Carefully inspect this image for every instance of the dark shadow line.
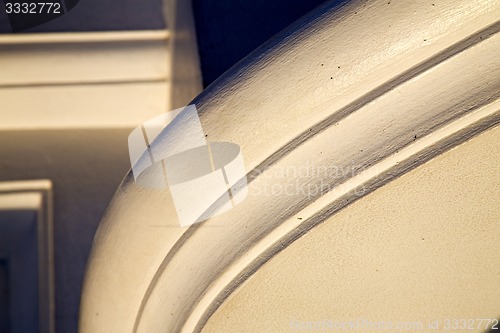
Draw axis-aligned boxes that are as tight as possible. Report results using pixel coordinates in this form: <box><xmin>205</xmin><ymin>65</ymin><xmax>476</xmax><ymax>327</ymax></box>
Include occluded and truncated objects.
<box><xmin>0</xmin><ymin>78</ymin><xmax>167</xmax><ymax>89</ymax></box>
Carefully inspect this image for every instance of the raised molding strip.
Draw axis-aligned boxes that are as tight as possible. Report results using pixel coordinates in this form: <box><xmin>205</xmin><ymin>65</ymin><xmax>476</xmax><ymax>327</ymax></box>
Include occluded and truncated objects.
<box><xmin>187</xmin><ymin>101</ymin><xmax>500</xmax><ymax>333</ymax></box>
<box><xmin>78</xmin><ymin>0</ymin><xmax>500</xmax><ymax>332</ymax></box>
<box><xmin>0</xmin><ymin>83</ymin><xmax>168</xmax><ymax>129</ymax></box>
<box><xmin>0</xmin><ymin>30</ymin><xmax>169</xmax><ymax>87</ymax></box>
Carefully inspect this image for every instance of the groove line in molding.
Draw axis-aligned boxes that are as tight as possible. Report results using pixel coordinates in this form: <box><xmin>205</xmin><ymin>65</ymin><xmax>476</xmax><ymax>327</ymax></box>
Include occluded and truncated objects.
<box><xmin>246</xmin><ymin>20</ymin><xmax>499</xmax><ymax>183</ymax></box>
<box><xmin>132</xmin><ymin>22</ymin><xmax>500</xmax><ymax>333</ymax></box>
<box><xmin>188</xmin><ymin>100</ymin><xmax>500</xmax><ymax>333</ymax></box>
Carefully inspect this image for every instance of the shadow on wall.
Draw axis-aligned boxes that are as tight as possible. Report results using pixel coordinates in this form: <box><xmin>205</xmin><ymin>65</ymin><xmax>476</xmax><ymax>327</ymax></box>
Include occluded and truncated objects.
<box><xmin>0</xmin><ymin>0</ymin><xmax>165</xmax><ymax>33</ymax></box>
<box><xmin>192</xmin><ymin>0</ymin><xmax>344</xmax><ymax>87</ymax></box>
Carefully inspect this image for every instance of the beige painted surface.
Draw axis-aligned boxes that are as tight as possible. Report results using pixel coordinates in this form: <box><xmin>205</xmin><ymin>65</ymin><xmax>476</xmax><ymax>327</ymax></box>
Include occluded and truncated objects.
<box><xmin>202</xmin><ymin>125</ymin><xmax>500</xmax><ymax>333</ymax></box>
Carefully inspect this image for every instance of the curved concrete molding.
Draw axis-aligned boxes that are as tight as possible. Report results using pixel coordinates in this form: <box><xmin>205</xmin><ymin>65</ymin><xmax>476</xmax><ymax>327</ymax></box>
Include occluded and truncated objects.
<box><xmin>201</xmin><ymin>125</ymin><xmax>500</xmax><ymax>333</ymax></box>
<box><xmin>79</xmin><ymin>0</ymin><xmax>500</xmax><ymax>332</ymax></box>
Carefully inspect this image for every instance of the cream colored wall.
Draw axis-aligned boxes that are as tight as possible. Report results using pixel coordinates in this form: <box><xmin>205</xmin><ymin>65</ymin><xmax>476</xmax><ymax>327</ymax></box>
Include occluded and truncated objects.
<box><xmin>202</xmin><ymin>125</ymin><xmax>500</xmax><ymax>333</ymax></box>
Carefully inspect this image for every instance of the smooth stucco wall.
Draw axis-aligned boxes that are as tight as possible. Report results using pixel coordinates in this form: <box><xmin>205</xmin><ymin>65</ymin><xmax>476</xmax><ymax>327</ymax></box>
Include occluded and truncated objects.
<box><xmin>202</xmin><ymin>125</ymin><xmax>500</xmax><ymax>333</ymax></box>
